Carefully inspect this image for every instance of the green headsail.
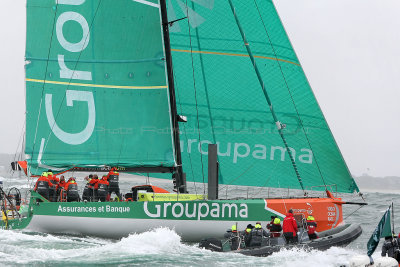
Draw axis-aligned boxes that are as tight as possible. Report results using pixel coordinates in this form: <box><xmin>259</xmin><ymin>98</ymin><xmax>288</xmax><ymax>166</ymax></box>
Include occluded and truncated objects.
<box><xmin>25</xmin><ymin>0</ymin><xmax>175</xmax><ymax>174</ymax></box>
<box><xmin>168</xmin><ymin>0</ymin><xmax>358</xmax><ymax>193</ymax></box>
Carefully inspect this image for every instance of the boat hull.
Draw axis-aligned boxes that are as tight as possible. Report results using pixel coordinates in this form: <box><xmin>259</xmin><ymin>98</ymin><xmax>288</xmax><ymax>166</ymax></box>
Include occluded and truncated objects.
<box><xmin>7</xmin><ymin>195</ymin><xmax>346</xmax><ymax>241</ymax></box>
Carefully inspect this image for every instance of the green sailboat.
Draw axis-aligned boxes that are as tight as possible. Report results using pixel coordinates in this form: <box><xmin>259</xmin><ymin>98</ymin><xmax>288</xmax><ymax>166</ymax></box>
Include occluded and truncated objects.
<box><xmin>2</xmin><ymin>0</ymin><xmax>364</xmax><ymax>241</ymax></box>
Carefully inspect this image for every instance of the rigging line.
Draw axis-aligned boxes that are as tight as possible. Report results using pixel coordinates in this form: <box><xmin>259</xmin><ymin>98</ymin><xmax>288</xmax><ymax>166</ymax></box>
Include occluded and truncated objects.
<box><xmin>21</xmin><ymin>124</ymin><xmax>26</xmax><ymax>161</ymax></box>
<box><xmin>190</xmin><ymin>4</ymin><xmax>216</xmax><ymax>146</ymax></box>
<box><xmin>278</xmin><ymin>181</ymin><xmax>288</xmax><ymax>213</ymax></box>
<box><xmin>184</xmin><ymin>0</ymin><xmax>206</xmax><ymax>194</ymax></box>
<box><xmin>30</xmin><ymin>2</ymin><xmax>60</xmax><ymax>167</ymax></box>
<box><xmin>172</xmin><ymin>65</ymin><xmax>198</xmax><ymax>196</ymax></box>
<box><xmin>228</xmin><ymin>0</ymin><xmax>305</xmax><ymax>194</ymax></box>
<box><xmin>116</xmin><ymin>135</ymin><xmax>126</xmax><ymax>168</ymax></box>
<box><xmin>253</xmin><ymin>0</ymin><xmax>328</xmax><ymax>190</ymax></box>
<box><xmin>190</xmin><ymin>1</ymin><xmax>224</xmax><ymax>186</ymax></box>
<box><xmin>42</xmin><ymin>0</ymin><xmax>103</xmax><ymax>162</ymax></box>
<box><xmin>254</xmin><ymin>159</ymin><xmax>280</xmax><ymax>197</ymax></box>
<box><xmin>343</xmin><ymin>204</ymin><xmax>365</xmax><ymax>221</ymax></box>
<box><xmin>219</xmin><ymin>163</ymin><xmax>255</xmax><ymax>192</ymax></box>
<box><xmin>12</xmin><ymin>123</ymin><xmax>25</xmax><ymax>167</ymax></box>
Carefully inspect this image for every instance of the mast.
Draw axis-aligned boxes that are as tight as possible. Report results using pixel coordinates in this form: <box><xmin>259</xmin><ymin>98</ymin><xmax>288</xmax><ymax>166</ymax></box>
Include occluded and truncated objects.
<box><xmin>227</xmin><ymin>0</ymin><xmax>305</xmax><ymax>193</ymax></box>
<box><xmin>159</xmin><ymin>0</ymin><xmax>187</xmax><ymax>193</ymax></box>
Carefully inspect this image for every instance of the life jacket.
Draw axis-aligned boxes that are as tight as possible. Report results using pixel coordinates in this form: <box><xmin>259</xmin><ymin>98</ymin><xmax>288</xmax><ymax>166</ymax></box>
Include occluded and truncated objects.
<box><xmin>270</xmin><ymin>223</ymin><xmax>282</xmax><ymax>237</ymax></box>
<box><xmin>307</xmin><ymin>220</ymin><xmax>317</xmax><ymax>235</ymax></box>
<box><xmin>249</xmin><ymin>228</ymin><xmax>264</xmax><ymax>246</ymax></box>
<box><xmin>244</xmin><ymin>228</ymin><xmax>252</xmax><ymax>246</ymax></box>
<box><xmin>66</xmin><ymin>181</ymin><xmax>79</xmax><ymax>197</ymax></box>
<box><xmin>107</xmin><ymin>171</ymin><xmax>119</xmax><ymax>188</ymax></box>
<box><xmin>58</xmin><ymin>180</ymin><xmax>66</xmax><ymax>189</ymax></box>
<box><xmin>227</xmin><ymin>231</ymin><xmax>240</xmax><ymax>250</ymax></box>
<box><xmin>48</xmin><ymin>174</ymin><xmax>59</xmax><ymax>185</ymax></box>
<box><xmin>88</xmin><ymin>178</ymin><xmax>98</xmax><ymax>189</ymax></box>
<box><xmin>34</xmin><ymin>176</ymin><xmax>53</xmax><ymax>192</ymax></box>
<box><xmin>96</xmin><ymin>179</ymin><xmax>109</xmax><ymax>195</ymax></box>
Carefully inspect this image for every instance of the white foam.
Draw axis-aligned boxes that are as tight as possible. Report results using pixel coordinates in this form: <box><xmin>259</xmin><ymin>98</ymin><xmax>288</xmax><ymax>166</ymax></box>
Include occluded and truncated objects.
<box><xmin>0</xmin><ymin>228</ymin><xmax>370</xmax><ymax>265</ymax></box>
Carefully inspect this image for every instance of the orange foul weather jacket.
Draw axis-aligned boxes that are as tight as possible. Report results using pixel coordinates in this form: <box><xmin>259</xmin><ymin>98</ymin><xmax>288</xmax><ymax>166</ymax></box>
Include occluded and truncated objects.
<box><xmin>34</xmin><ymin>176</ymin><xmax>54</xmax><ymax>191</ymax></box>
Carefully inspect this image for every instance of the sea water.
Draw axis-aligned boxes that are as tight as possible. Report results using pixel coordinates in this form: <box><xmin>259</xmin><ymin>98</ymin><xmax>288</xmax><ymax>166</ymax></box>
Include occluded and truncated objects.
<box><xmin>0</xmin><ymin>174</ymin><xmax>398</xmax><ymax>266</ymax></box>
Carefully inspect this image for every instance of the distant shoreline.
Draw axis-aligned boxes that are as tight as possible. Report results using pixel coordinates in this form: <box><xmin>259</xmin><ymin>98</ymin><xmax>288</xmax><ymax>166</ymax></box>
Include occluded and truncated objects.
<box><xmin>359</xmin><ymin>188</ymin><xmax>400</xmax><ymax>195</ymax></box>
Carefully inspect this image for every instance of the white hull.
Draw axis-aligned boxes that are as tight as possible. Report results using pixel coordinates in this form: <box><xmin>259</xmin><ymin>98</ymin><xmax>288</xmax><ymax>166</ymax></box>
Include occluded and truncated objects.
<box><xmin>26</xmin><ymin>215</ymin><xmax>262</xmax><ymax>241</ymax></box>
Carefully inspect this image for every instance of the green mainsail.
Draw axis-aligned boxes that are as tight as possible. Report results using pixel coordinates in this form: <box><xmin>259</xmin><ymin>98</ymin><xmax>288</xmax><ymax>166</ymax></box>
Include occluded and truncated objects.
<box><xmin>25</xmin><ymin>0</ymin><xmax>175</xmax><ymax>174</ymax></box>
<box><xmin>167</xmin><ymin>0</ymin><xmax>358</xmax><ymax>193</ymax></box>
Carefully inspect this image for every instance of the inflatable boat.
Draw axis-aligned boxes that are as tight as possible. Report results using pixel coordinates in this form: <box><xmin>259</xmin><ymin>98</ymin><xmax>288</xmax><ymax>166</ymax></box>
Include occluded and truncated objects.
<box><xmin>199</xmin><ymin>223</ymin><xmax>362</xmax><ymax>257</ymax></box>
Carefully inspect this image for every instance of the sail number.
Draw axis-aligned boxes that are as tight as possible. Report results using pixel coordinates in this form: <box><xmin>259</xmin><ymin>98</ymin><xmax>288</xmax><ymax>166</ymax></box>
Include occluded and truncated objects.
<box><xmin>327</xmin><ymin>206</ymin><xmax>336</xmax><ymax>222</ymax></box>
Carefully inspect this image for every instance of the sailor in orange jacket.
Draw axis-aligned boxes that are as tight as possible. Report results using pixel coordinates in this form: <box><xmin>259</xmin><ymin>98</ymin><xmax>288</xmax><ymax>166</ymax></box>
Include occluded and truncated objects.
<box><xmin>87</xmin><ymin>175</ymin><xmax>99</xmax><ymax>201</ymax></box>
<box><xmin>64</xmin><ymin>178</ymin><xmax>79</xmax><ymax>202</ymax></box>
<box><xmin>34</xmin><ymin>172</ymin><xmax>54</xmax><ymax>201</ymax></box>
<box><xmin>306</xmin><ymin>215</ymin><xmax>318</xmax><ymax>240</ymax></box>
<box><xmin>47</xmin><ymin>170</ymin><xmax>59</xmax><ymax>202</ymax></box>
<box><xmin>57</xmin><ymin>176</ymin><xmax>67</xmax><ymax>201</ymax></box>
<box><xmin>95</xmin><ymin>176</ymin><xmax>109</xmax><ymax>202</ymax></box>
<box><xmin>106</xmin><ymin>168</ymin><xmax>122</xmax><ymax>201</ymax></box>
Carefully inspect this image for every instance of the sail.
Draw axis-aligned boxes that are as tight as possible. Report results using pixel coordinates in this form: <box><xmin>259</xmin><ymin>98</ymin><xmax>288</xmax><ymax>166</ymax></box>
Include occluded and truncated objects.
<box><xmin>167</xmin><ymin>0</ymin><xmax>358</xmax><ymax>193</ymax></box>
<box><xmin>25</xmin><ymin>0</ymin><xmax>176</xmax><ymax>174</ymax></box>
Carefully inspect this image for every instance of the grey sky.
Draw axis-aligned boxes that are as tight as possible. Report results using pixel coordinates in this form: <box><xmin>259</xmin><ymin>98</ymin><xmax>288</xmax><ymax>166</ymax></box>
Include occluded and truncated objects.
<box><xmin>0</xmin><ymin>0</ymin><xmax>399</xmax><ymax>177</ymax></box>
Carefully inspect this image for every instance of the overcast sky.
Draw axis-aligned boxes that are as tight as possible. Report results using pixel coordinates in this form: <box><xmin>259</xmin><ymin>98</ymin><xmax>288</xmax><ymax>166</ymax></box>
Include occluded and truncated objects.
<box><xmin>0</xmin><ymin>0</ymin><xmax>399</xmax><ymax>177</ymax></box>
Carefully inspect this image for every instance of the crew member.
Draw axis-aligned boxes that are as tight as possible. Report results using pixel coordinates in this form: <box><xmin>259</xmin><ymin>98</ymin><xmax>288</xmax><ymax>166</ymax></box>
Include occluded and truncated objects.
<box><xmin>65</xmin><ymin>177</ymin><xmax>79</xmax><ymax>202</ymax></box>
<box><xmin>107</xmin><ymin>168</ymin><xmax>121</xmax><ymax>201</ymax></box>
<box><xmin>224</xmin><ymin>225</ymin><xmax>241</xmax><ymax>250</ymax></box>
<box><xmin>57</xmin><ymin>176</ymin><xmax>67</xmax><ymax>201</ymax></box>
<box><xmin>88</xmin><ymin>175</ymin><xmax>99</xmax><ymax>201</ymax></box>
<box><xmin>82</xmin><ymin>174</ymin><xmax>93</xmax><ymax>201</ymax></box>
<box><xmin>249</xmin><ymin>222</ymin><xmax>268</xmax><ymax>247</ymax></box>
<box><xmin>283</xmin><ymin>209</ymin><xmax>298</xmax><ymax>244</ymax></box>
<box><xmin>95</xmin><ymin>176</ymin><xmax>109</xmax><ymax>202</ymax></box>
<box><xmin>243</xmin><ymin>224</ymin><xmax>254</xmax><ymax>247</ymax></box>
<box><xmin>306</xmin><ymin>215</ymin><xmax>318</xmax><ymax>240</ymax></box>
<box><xmin>269</xmin><ymin>217</ymin><xmax>282</xmax><ymax>238</ymax></box>
<box><xmin>382</xmin><ymin>234</ymin><xmax>400</xmax><ymax>263</ymax></box>
<box><xmin>34</xmin><ymin>172</ymin><xmax>54</xmax><ymax>201</ymax></box>
<box><xmin>266</xmin><ymin>216</ymin><xmax>277</xmax><ymax>230</ymax></box>
<box><xmin>47</xmin><ymin>170</ymin><xmax>59</xmax><ymax>202</ymax></box>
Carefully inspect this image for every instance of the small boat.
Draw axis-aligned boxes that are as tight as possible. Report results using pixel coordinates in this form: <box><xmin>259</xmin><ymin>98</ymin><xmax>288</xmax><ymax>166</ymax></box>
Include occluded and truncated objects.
<box><xmin>199</xmin><ymin>223</ymin><xmax>362</xmax><ymax>257</ymax></box>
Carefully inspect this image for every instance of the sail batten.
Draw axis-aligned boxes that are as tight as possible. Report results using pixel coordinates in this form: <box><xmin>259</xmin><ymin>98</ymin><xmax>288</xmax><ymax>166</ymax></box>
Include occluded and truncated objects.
<box><xmin>171</xmin><ymin>49</ymin><xmax>300</xmax><ymax>66</ymax></box>
<box><xmin>26</xmin><ymin>78</ymin><xmax>167</xmax><ymax>90</ymax></box>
